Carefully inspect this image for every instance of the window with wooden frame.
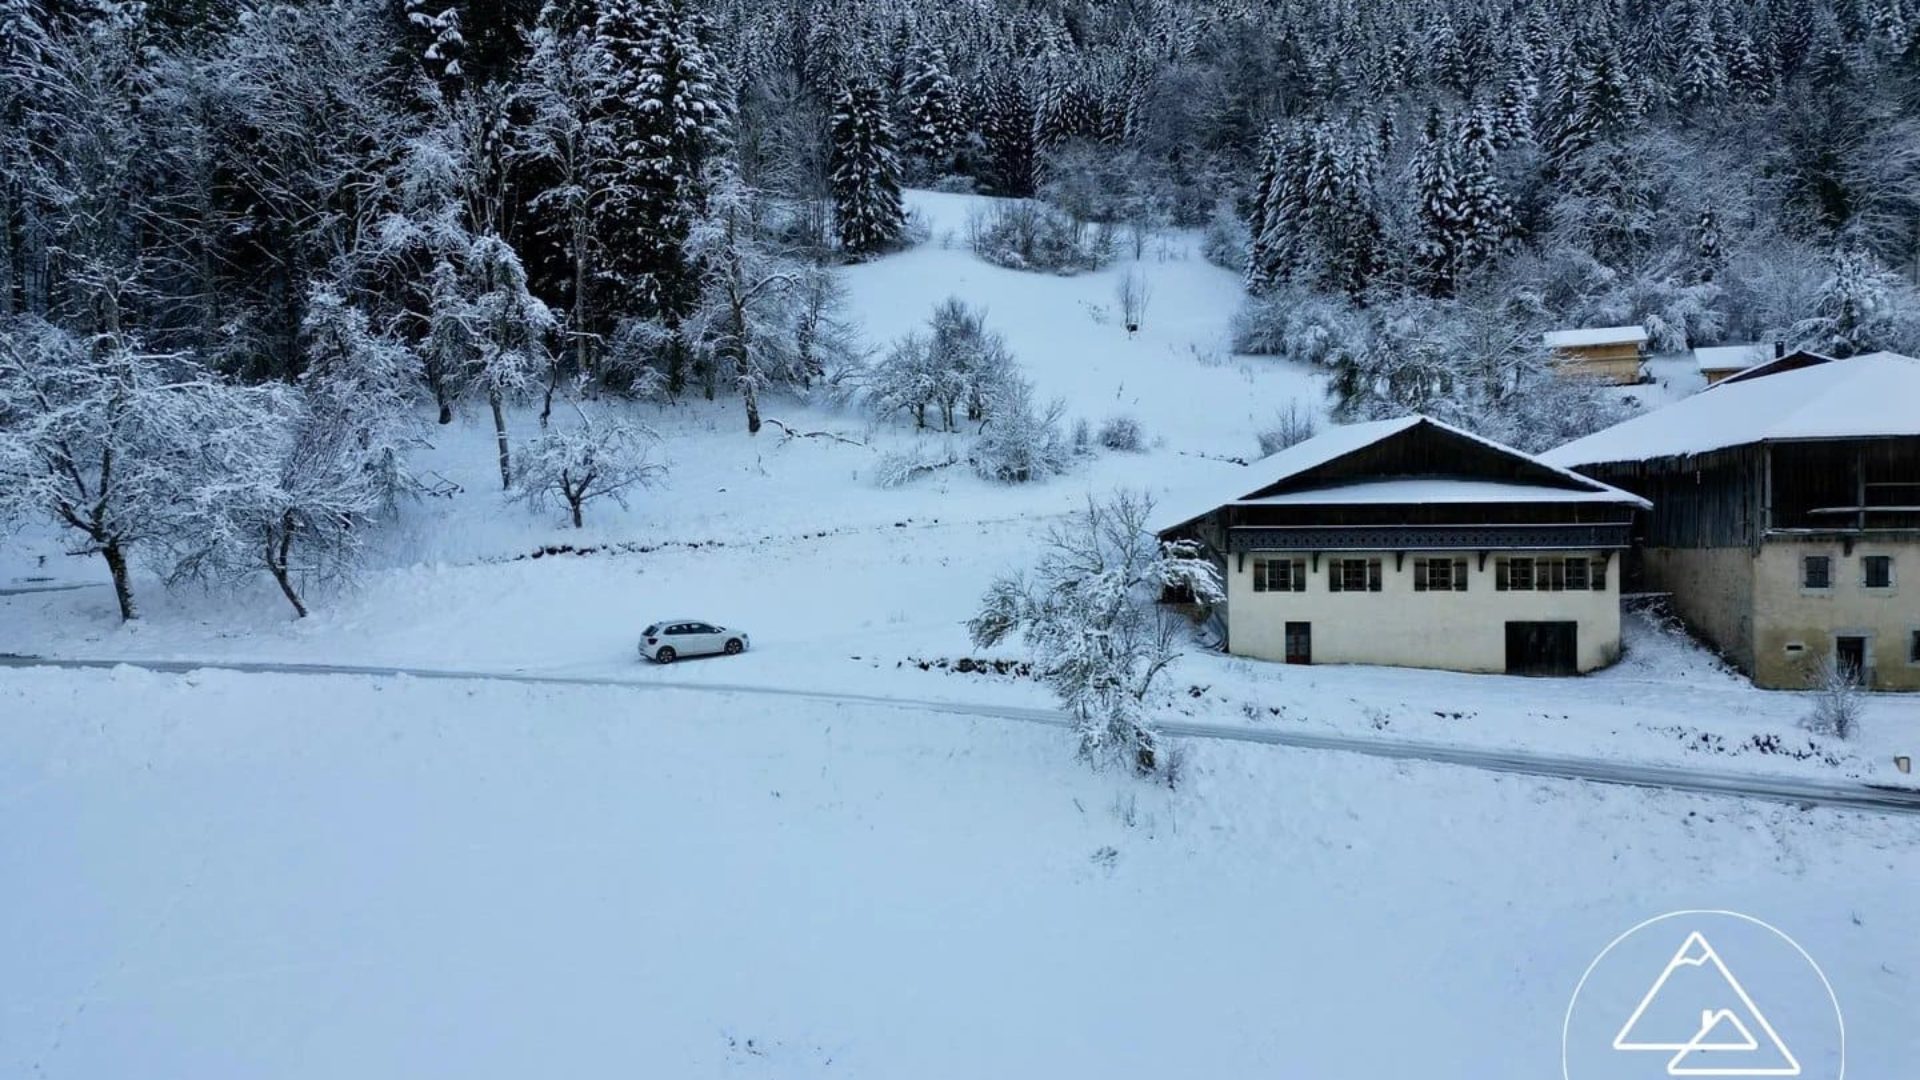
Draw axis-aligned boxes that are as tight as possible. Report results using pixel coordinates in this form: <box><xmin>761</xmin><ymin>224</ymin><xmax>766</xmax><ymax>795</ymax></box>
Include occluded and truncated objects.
<box><xmin>1802</xmin><ymin>555</ymin><xmax>1832</xmax><ymax>590</ymax></box>
<box><xmin>1497</xmin><ymin>556</ymin><xmax>1606</xmax><ymax>591</ymax></box>
<box><xmin>1253</xmin><ymin>557</ymin><xmax>1306</xmax><ymax>593</ymax></box>
<box><xmin>1413</xmin><ymin>557</ymin><xmax>1469</xmax><ymax>592</ymax></box>
<box><xmin>1328</xmin><ymin>557</ymin><xmax>1382</xmax><ymax>593</ymax></box>
<box><xmin>1496</xmin><ymin>557</ymin><xmax>1535</xmax><ymax>591</ymax></box>
<box><xmin>1564</xmin><ymin>558</ymin><xmax>1590</xmax><ymax>591</ymax></box>
<box><xmin>1862</xmin><ymin>555</ymin><xmax>1894</xmax><ymax>589</ymax></box>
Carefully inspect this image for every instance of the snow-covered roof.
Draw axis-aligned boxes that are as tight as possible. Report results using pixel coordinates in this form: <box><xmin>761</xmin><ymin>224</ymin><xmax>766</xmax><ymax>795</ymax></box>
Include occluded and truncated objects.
<box><xmin>1543</xmin><ymin>325</ymin><xmax>1649</xmax><ymax>349</ymax></box>
<box><xmin>1544</xmin><ymin>352</ymin><xmax>1920</xmax><ymax>468</ymax></box>
<box><xmin>1154</xmin><ymin>415</ymin><xmax>1648</xmax><ymax>534</ymax></box>
<box><xmin>1693</xmin><ymin>344</ymin><xmax>1770</xmax><ymax>373</ymax></box>
<box><xmin>1236</xmin><ymin>479</ymin><xmax>1645</xmax><ymax>506</ymax></box>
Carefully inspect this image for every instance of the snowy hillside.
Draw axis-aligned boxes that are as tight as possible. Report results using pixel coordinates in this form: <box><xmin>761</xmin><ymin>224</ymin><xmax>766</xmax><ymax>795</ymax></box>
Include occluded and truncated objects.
<box><xmin>3</xmin><ymin>190</ymin><xmax>1912</xmax><ymax>782</ymax></box>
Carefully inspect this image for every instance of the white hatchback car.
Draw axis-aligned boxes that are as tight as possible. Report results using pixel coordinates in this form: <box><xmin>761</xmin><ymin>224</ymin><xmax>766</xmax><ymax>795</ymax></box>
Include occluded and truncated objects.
<box><xmin>639</xmin><ymin>620</ymin><xmax>750</xmax><ymax>663</ymax></box>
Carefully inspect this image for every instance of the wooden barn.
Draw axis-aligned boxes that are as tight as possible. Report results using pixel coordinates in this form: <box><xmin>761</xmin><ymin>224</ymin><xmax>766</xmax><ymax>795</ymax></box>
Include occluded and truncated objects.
<box><xmin>1546</xmin><ymin>352</ymin><xmax>1920</xmax><ymax>690</ymax></box>
<box><xmin>1543</xmin><ymin>325</ymin><xmax>1649</xmax><ymax>385</ymax></box>
<box><xmin>1155</xmin><ymin>416</ymin><xmax>1648</xmax><ymax>676</ymax></box>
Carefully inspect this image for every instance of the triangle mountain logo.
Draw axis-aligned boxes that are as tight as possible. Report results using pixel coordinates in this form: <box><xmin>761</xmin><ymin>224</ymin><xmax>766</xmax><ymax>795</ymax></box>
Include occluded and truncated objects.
<box><xmin>1612</xmin><ymin>931</ymin><xmax>1801</xmax><ymax>1077</ymax></box>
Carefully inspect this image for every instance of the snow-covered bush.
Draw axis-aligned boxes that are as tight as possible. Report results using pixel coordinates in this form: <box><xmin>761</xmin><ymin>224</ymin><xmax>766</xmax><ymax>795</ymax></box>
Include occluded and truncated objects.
<box><xmin>1097</xmin><ymin>414</ymin><xmax>1145</xmax><ymax>452</ymax></box>
<box><xmin>512</xmin><ymin>413</ymin><xmax>665</xmax><ymax>528</ymax></box>
<box><xmin>1200</xmin><ymin>198</ymin><xmax>1248</xmax><ymax>273</ymax></box>
<box><xmin>966</xmin><ymin>200</ymin><xmax>1113</xmax><ymax>274</ymax></box>
<box><xmin>970</xmin><ymin>376</ymin><xmax>1070</xmax><ymax>484</ymax></box>
<box><xmin>1803</xmin><ymin>655</ymin><xmax>1863</xmax><ymax>741</ymax></box>
<box><xmin>872</xmin><ymin>441</ymin><xmax>961</xmax><ymax>489</ymax></box>
<box><xmin>1230</xmin><ymin>286</ymin><xmax>1367</xmax><ymax>365</ymax></box>
<box><xmin>971</xmin><ymin>387</ymin><xmax>1069</xmax><ymax>484</ymax></box>
<box><xmin>968</xmin><ymin>492</ymin><xmax>1224</xmax><ymax>773</ymax></box>
<box><xmin>1255</xmin><ymin>404</ymin><xmax>1319</xmax><ymax>457</ymax></box>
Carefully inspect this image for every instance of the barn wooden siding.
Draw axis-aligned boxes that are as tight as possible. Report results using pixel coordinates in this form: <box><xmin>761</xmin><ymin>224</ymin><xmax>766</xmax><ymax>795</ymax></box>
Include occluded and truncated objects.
<box><xmin>1579</xmin><ymin>437</ymin><xmax>1920</xmax><ymax>550</ymax></box>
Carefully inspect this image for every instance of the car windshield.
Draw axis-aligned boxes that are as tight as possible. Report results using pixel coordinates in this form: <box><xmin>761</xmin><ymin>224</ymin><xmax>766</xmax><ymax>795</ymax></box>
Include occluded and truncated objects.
<box><xmin>643</xmin><ymin>624</ymin><xmax>658</xmax><ymax>635</ymax></box>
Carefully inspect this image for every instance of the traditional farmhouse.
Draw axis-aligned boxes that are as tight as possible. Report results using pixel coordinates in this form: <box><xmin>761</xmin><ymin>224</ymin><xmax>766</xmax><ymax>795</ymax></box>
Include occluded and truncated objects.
<box><xmin>1694</xmin><ymin>343</ymin><xmax>1771</xmax><ymax>384</ymax></box>
<box><xmin>1545</xmin><ymin>352</ymin><xmax>1920</xmax><ymax>690</ymax></box>
<box><xmin>1543</xmin><ymin>325</ymin><xmax>1648</xmax><ymax>385</ymax></box>
<box><xmin>1156</xmin><ymin>416</ymin><xmax>1649</xmax><ymax>676</ymax></box>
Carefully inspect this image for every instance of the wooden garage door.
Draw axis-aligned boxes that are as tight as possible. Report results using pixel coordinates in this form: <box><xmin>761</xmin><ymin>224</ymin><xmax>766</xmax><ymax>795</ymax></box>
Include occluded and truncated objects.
<box><xmin>1505</xmin><ymin>621</ymin><xmax>1578</xmax><ymax>676</ymax></box>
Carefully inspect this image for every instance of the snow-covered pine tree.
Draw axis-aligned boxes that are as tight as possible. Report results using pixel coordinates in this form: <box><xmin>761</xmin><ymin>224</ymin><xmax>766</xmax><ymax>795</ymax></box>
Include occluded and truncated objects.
<box><xmin>1693</xmin><ymin>206</ymin><xmax>1724</xmax><ymax>283</ymax></box>
<box><xmin>1413</xmin><ymin>106</ymin><xmax>1465</xmax><ymax>296</ymax></box>
<box><xmin>1453</xmin><ymin>107</ymin><xmax>1516</xmax><ymax>277</ymax></box>
<box><xmin>1676</xmin><ymin>0</ymin><xmax>1730</xmax><ymax>107</ymax></box>
<box><xmin>898</xmin><ymin>39</ymin><xmax>961</xmax><ymax>178</ymax></box>
<box><xmin>1547</xmin><ymin>34</ymin><xmax>1644</xmax><ymax>168</ymax></box>
<box><xmin>593</xmin><ymin>0</ymin><xmax>732</xmax><ymax>392</ymax></box>
<box><xmin>514</xmin><ymin>0</ymin><xmax>627</xmax><ymax>397</ymax></box>
<box><xmin>982</xmin><ymin>68</ymin><xmax>1037</xmax><ymax>197</ymax></box>
<box><xmin>829</xmin><ymin>76</ymin><xmax>904</xmax><ymax>258</ymax></box>
<box><xmin>1728</xmin><ymin>31</ymin><xmax>1776</xmax><ymax>102</ymax></box>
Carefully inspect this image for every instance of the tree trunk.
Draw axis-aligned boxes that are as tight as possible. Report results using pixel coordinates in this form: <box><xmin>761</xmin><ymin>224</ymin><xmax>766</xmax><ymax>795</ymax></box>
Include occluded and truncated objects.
<box><xmin>101</xmin><ymin>540</ymin><xmax>136</xmax><ymax>621</ymax></box>
<box><xmin>540</xmin><ymin>360</ymin><xmax>559</xmax><ymax>430</ymax></box>
<box><xmin>569</xmin><ymin>498</ymin><xmax>583</xmax><ymax>528</ymax></box>
<box><xmin>489</xmin><ymin>389</ymin><xmax>511</xmax><ymax>490</ymax></box>
<box><xmin>743</xmin><ymin>373</ymin><xmax>761</xmax><ymax>434</ymax></box>
<box><xmin>266</xmin><ymin>517</ymin><xmax>308</xmax><ymax>618</ymax></box>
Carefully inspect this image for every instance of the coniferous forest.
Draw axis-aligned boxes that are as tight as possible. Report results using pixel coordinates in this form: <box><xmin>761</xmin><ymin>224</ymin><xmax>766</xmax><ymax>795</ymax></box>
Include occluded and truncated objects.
<box><xmin>4</xmin><ymin>0</ymin><xmax>1920</xmax><ymax>618</ymax></box>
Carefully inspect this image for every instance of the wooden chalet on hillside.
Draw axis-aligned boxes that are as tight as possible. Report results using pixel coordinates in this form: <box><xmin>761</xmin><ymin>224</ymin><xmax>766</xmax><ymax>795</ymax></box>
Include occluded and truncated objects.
<box><xmin>1543</xmin><ymin>325</ymin><xmax>1648</xmax><ymax>385</ymax></box>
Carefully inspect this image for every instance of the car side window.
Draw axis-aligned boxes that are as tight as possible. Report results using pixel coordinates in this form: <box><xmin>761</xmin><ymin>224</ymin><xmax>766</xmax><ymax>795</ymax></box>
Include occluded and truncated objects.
<box><xmin>693</xmin><ymin>623</ymin><xmax>716</xmax><ymax>634</ymax></box>
<box><xmin>667</xmin><ymin>624</ymin><xmax>688</xmax><ymax>635</ymax></box>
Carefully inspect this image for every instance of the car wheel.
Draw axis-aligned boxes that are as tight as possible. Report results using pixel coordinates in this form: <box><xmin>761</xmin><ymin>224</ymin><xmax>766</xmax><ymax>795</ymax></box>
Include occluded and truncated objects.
<box><xmin>655</xmin><ymin>646</ymin><xmax>676</xmax><ymax>664</ymax></box>
<box><xmin>724</xmin><ymin>638</ymin><xmax>743</xmax><ymax>655</ymax></box>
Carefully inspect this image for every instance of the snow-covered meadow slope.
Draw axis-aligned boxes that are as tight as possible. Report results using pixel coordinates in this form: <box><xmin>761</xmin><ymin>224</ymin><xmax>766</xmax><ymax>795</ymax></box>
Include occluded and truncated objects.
<box><xmin>3</xmin><ymin>666</ymin><xmax>1915</xmax><ymax>1080</ymax></box>
<box><xmin>2</xmin><ymin>190</ymin><xmax>1914</xmax><ymax>782</ymax></box>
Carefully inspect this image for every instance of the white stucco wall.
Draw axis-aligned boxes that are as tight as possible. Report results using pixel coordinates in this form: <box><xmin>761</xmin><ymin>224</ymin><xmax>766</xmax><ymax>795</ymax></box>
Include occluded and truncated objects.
<box><xmin>1225</xmin><ymin>549</ymin><xmax>1623</xmax><ymax>674</ymax></box>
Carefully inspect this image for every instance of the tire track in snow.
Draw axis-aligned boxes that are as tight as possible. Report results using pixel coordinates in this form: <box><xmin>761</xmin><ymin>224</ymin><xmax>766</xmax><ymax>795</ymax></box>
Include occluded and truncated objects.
<box><xmin>4</xmin><ymin>653</ymin><xmax>1918</xmax><ymax>817</ymax></box>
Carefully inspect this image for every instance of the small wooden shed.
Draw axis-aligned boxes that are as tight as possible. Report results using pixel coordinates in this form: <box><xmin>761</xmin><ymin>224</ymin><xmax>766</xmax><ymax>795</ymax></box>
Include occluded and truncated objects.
<box><xmin>1543</xmin><ymin>326</ymin><xmax>1648</xmax><ymax>385</ymax></box>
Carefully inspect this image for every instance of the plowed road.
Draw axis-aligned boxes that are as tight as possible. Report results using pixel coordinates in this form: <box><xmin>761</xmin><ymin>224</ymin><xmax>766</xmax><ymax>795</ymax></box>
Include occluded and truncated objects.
<box><xmin>4</xmin><ymin>654</ymin><xmax>1916</xmax><ymax>816</ymax></box>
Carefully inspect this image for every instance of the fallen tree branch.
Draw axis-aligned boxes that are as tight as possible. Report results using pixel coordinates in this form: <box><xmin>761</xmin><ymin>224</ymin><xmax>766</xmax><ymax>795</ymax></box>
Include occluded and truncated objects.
<box><xmin>764</xmin><ymin>417</ymin><xmax>867</xmax><ymax>447</ymax></box>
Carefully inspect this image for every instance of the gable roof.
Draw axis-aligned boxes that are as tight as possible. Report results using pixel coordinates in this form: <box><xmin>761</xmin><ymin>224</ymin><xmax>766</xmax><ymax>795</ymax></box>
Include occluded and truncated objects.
<box><xmin>1711</xmin><ymin>347</ymin><xmax>1836</xmax><ymax>388</ymax></box>
<box><xmin>1154</xmin><ymin>415</ymin><xmax>1648</xmax><ymax>534</ymax></box>
<box><xmin>1543</xmin><ymin>352</ymin><xmax>1920</xmax><ymax>469</ymax></box>
<box><xmin>1544</xmin><ymin>325</ymin><xmax>1648</xmax><ymax>349</ymax></box>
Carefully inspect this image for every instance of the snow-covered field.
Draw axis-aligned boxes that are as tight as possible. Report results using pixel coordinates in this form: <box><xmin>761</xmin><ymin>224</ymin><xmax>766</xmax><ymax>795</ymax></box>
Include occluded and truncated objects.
<box><xmin>3</xmin><ymin>666</ymin><xmax>1915</xmax><ymax>1079</ymax></box>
